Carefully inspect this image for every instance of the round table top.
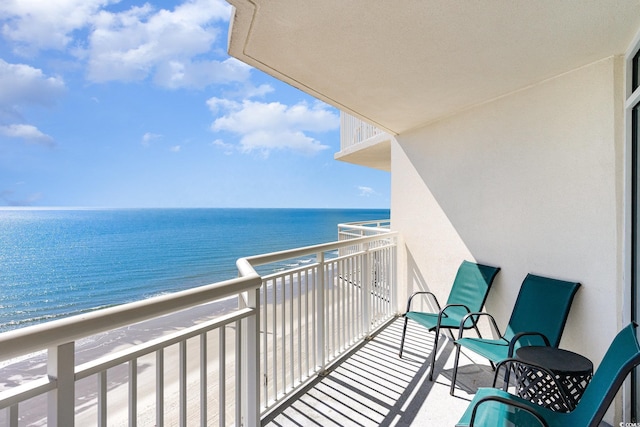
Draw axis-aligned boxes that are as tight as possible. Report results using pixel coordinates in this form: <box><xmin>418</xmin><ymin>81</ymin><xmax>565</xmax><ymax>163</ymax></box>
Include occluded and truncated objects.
<box><xmin>515</xmin><ymin>346</ymin><xmax>593</xmax><ymax>375</ymax></box>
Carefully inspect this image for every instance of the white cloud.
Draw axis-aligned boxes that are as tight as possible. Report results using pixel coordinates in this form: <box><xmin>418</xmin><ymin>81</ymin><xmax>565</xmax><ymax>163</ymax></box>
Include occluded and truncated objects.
<box><xmin>153</xmin><ymin>58</ymin><xmax>250</xmax><ymax>89</ymax></box>
<box><xmin>0</xmin><ymin>60</ymin><xmax>63</xmax><ymax>146</ymax></box>
<box><xmin>86</xmin><ymin>0</ymin><xmax>241</xmax><ymax>88</ymax></box>
<box><xmin>0</xmin><ymin>124</ymin><xmax>54</xmax><ymax>147</ymax></box>
<box><xmin>170</xmin><ymin>145</ymin><xmax>181</xmax><ymax>152</ymax></box>
<box><xmin>212</xmin><ymin>138</ymin><xmax>234</xmax><ymax>155</ymax></box>
<box><xmin>1</xmin><ymin>0</ymin><xmax>242</xmax><ymax>89</ymax></box>
<box><xmin>0</xmin><ymin>59</ymin><xmax>65</xmax><ymax>108</ymax></box>
<box><xmin>223</xmin><ymin>83</ymin><xmax>275</xmax><ymax>101</ymax></box>
<box><xmin>0</xmin><ymin>189</ymin><xmax>43</xmax><ymax>206</ymax></box>
<box><xmin>0</xmin><ymin>0</ymin><xmax>114</xmax><ymax>53</ymax></box>
<box><xmin>358</xmin><ymin>186</ymin><xmax>376</xmax><ymax>197</ymax></box>
<box><xmin>208</xmin><ymin>98</ymin><xmax>339</xmax><ymax>156</ymax></box>
<box><xmin>142</xmin><ymin>132</ymin><xmax>162</xmax><ymax>146</ymax></box>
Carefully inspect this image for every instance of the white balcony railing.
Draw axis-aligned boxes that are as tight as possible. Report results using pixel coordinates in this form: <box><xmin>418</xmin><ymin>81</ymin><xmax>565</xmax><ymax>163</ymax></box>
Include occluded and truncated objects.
<box><xmin>338</xmin><ymin>219</ymin><xmax>391</xmax><ymax>240</ymax></box>
<box><xmin>238</xmin><ymin>231</ymin><xmax>398</xmax><ymax>419</ymax></box>
<box><xmin>340</xmin><ymin>112</ymin><xmax>385</xmax><ymax>151</ymax></box>
<box><xmin>0</xmin><ymin>274</ymin><xmax>262</xmax><ymax>427</ymax></box>
<box><xmin>0</xmin><ymin>230</ymin><xmax>397</xmax><ymax>426</ymax></box>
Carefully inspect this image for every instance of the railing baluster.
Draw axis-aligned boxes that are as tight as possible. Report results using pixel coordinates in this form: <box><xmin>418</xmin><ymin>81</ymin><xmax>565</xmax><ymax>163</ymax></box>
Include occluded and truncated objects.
<box><xmin>280</xmin><ymin>276</ymin><xmax>286</xmax><ymax>394</ymax></box>
<box><xmin>235</xmin><ymin>319</ymin><xmax>241</xmax><ymax>426</ymax></box>
<box><xmin>329</xmin><ymin>260</ymin><xmax>335</xmax><ymax>359</ymax></box>
<box><xmin>262</xmin><ymin>283</ymin><xmax>268</xmax><ymax>408</ymax></box>
<box><xmin>351</xmin><ymin>255</ymin><xmax>356</xmax><ymax>342</ymax></box>
<box><xmin>304</xmin><ymin>269</ymin><xmax>310</xmax><ymax>377</ymax></box>
<box><xmin>98</xmin><ymin>370</ymin><xmax>107</xmax><ymax>427</ymax></box>
<box><xmin>317</xmin><ymin>253</ymin><xmax>325</xmax><ymax>370</ymax></box>
<box><xmin>200</xmin><ymin>333</ymin><xmax>207</xmax><ymax>427</ymax></box>
<box><xmin>156</xmin><ymin>349</ymin><xmax>164</xmax><ymax>427</ymax></box>
<box><xmin>233</xmin><ymin>321</ymin><xmax>241</xmax><ymax>426</ymax></box>
<box><xmin>338</xmin><ymin>257</ymin><xmax>343</xmax><ymax>351</ymax></box>
<box><xmin>219</xmin><ymin>327</ymin><xmax>225</xmax><ymax>427</ymax></box>
<box><xmin>129</xmin><ymin>359</ymin><xmax>137</xmax><ymax>427</ymax></box>
<box><xmin>272</xmin><ymin>278</ymin><xmax>278</xmax><ymax>401</ymax></box>
<box><xmin>288</xmin><ymin>272</ymin><xmax>294</xmax><ymax>390</ymax></box>
<box><xmin>357</xmin><ymin>253</ymin><xmax>362</xmax><ymax>338</ymax></box>
<box><xmin>363</xmin><ymin>243</ymin><xmax>371</xmax><ymax>336</ymax></box>
<box><xmin>7</xmin><ymin>404</ymin><xmax>18</xmax><ymax>427</ymax></box>
<box><xmin>297</xmin><ymin>270</ymin><xmax>302</xmax><ymax>382</ymax></box>
<box><xmin>179</xmin><ymin>341</ymin><xmax>187</xmax><ymax>427</ymax></box>
<box><xmin>311</xmin><ymin>264</ymin><xmax>317</xmax><ymax>371</ymax></box>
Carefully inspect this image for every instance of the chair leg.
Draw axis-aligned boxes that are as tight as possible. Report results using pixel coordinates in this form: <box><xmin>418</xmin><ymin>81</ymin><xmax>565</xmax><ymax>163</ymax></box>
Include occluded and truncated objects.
<box><xmin>503</xmin><ymin>363</ymin><xmax>511</xmax><ymax>387</ymax></box>
<box><xmin>450</xmin><ymin>342</ymin><xmax>462</xmax><ymax>396</ymax></box>
<box><xmin>399</xmin><ymin>316</ymin><xmax>409</xmax><ymax>358</ymax></box>
<box><xmin>429</xmin><ymin>327</ymin><xmax>440</xmax><ymax>381</ymax></box>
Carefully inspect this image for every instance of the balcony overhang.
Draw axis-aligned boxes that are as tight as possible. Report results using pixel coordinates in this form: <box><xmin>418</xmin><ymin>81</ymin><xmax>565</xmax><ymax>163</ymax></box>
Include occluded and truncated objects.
<box><xmin>226</xmin><ymin>0</ymin><xmax>640</xmax><ymax>135</ymax></box>
<box><xmin>334</xmin><ymin>132</ymin><xmax>391</xmax><ymax>172</ymax></box>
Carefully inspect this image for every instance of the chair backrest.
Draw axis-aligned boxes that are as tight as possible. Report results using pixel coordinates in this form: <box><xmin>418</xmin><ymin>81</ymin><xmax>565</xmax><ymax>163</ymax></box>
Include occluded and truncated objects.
<box><xmin>571</xmin><ymin>322</ymin><xmax>640</xmax><ymax>427</ymax></box>
<box><xmin>444</xmin><ymin>260</ymin><xmax>500</xmax><ymax>321</ymax></box>
<box><xmin>503</xmin><ymin>274</ymin><xmax>580</xmax><ymax>347</ymax></box>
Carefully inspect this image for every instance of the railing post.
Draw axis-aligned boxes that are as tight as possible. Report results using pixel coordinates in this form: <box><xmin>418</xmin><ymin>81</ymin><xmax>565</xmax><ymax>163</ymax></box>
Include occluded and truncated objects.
<box><xmin>240</xmin><ymin>287</ymin><xmax>260</xmax><ymax>427</ymax></box>
<box><xmin>316</xmin><ymin>251</ymin><xmax>326</xmax><ymax>371</ymax></box>
<box><xmin>362</xmin><ymin>243</ymin><xmax>372</xmax><ymax>336</ymax></box>
<box><xmin>390</xmin><ymin>239</ymin><xmax>398</xmax><ymax>315</ymax></box>
<box><xmin>48</xmin><ymin>342</ymin><xmax>75</xmax><ymax>427</ymax></box>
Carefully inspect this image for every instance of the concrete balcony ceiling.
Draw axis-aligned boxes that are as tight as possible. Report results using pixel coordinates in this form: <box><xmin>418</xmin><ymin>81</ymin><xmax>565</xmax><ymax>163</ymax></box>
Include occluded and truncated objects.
<box><xmin>227</xmin><ymin>0</ymin><xmax>640</xmax><ymax>135</ymax></box>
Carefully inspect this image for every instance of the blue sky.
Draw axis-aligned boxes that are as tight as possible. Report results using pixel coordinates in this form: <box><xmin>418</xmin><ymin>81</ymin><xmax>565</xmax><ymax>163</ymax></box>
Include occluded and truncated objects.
<box><xmin>0</xmin><ymin>0</ymin><xmax>389</xmax><ymax>208</ymax></box>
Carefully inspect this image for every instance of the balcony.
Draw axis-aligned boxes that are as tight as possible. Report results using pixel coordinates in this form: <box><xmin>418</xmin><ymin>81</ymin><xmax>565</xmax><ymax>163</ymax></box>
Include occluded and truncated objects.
<box><xmin>3</xmin><ymin>224</ymin><xmax>464</xmax><ymax>426</ymax></box>
<box><xmin>262</xmin><ymin>315</ymin><xmax>491</xmax><ymax>426</ymax></box>
<box><xmin>335</xmin><ymin>113</ymin><xmax>392</xmax><ymax>172</ymax></box>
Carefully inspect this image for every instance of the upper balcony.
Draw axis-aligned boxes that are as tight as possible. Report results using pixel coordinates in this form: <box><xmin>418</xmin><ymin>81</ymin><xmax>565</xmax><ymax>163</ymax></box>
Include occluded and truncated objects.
<box><xmin>335</xmin><ymin>112</ymin><xmax>392</xmax><ymax>172</ymax></box>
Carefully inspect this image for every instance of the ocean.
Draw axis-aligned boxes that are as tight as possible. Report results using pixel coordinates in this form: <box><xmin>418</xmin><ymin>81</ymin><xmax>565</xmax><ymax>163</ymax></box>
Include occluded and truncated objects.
<box><xmin>0</xmin><ymin>208</ymin><xmax>389</xmax><ymax>333</ymax></box>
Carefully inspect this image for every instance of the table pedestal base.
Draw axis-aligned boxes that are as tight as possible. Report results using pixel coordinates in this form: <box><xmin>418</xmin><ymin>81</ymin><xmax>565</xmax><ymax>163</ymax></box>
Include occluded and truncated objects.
<box><xmin>516</xmin><ymin>364</ymin><xmax>592</xmax><ymax>412</ymax></box>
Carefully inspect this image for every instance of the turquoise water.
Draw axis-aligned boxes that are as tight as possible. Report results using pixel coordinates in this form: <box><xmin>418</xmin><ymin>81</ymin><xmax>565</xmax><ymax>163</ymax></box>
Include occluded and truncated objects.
<box><xmin>0</xmin><ymin>208</ymin><xmax>389</xmax><ymax>332</ymax></box>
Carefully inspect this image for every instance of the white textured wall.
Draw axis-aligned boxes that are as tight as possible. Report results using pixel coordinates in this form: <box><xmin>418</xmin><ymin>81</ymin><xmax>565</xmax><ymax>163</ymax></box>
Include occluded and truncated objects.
<box><xmin>392</xmin><ymin>55</ymin><xmax>624</xmax><ymax>419</ymax></box>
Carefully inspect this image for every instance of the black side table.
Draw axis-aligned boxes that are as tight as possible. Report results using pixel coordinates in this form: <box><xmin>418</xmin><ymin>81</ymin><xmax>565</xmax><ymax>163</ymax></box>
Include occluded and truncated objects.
<box><xmin>514</xmin><ymin>346</ymin><xmax>593</xmax><ymax>412</ymax></box>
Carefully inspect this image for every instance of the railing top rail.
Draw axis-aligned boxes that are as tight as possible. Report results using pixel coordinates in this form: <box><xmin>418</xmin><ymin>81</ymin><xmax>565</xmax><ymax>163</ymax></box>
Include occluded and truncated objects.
<box><xmin>0</xmin><ymin>273</ymin><xmax>262</xmax><ymax>361</ymax></box>
<box><xmin>337</xmin><ymin>219</ymin><xmax>390</xmax><ymax>226</ymax></box>
<box><xmin>338</xmin><ymin>223</ymin><xmax>390</xmax><ymax>233</ymax></box>
<box><xmin>339</xmin><ymin>218</ymin><xmax>389</xmax><ymax>223</ymax></box>
<box><xmin>237</xmin><ymin>231</ymin><xmax>398</xmax><ymax>273</ymax></box>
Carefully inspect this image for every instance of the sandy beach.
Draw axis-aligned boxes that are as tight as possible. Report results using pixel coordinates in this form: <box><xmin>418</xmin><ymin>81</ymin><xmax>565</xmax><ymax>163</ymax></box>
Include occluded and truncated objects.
<box><xmin>0</xmin><ymin>262</ymin><xmax>381</xmax><ymax>426</ymax></box>
<box><xmin>0</xmin><ymin>296</ymin><xmax>241</xmax><ymax>426</ymax></box>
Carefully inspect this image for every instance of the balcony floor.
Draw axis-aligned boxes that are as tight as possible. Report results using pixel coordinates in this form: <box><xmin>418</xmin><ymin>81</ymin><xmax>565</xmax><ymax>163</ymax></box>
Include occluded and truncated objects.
<box><xmin>264</xmin><ymin>317</ymin><xmax>498</xmax><ymax>427</ymax></box>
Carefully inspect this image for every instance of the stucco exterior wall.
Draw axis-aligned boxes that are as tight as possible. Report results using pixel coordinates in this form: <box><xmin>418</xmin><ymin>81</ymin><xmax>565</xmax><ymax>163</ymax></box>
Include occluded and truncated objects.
<box><xmin>392</xmin><ymin>56</ymin><xmax>624</xmax><ymax>419</ymax></box>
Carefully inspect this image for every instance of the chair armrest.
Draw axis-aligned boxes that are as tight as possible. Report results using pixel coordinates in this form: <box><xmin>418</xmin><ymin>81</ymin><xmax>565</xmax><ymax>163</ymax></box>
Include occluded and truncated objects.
<box><xmin>438</xmin><ymin>303</ymin><xmax>472</xmax><ymax>321</ymax></box>
<box><xmin>492</xmin><ymin>358</ymin><xmax>520</xmax><ymax>389</ymax></box>
<box><xmin>508</xmin><ymin>332</ymin><xmax>551</xmax><ymax>357</ymax></box>
<box><xmin>492</xmin><ymin>358</ymin><xmax>574</xmax><ymax>410</ymax></box>
<box><xmin>457</xmin><ymin>312</ymin><xmax>503</xmax><ymax>340</ymax></box>
<box><xmin>405</xmin><ymin>291</ymin><xmax>441</xmax><ymax>314</ymax></box>
<box><xmin>469</xmin><ymin>395</ymin><xmax>549</xmax><ymax>427</ymax></box>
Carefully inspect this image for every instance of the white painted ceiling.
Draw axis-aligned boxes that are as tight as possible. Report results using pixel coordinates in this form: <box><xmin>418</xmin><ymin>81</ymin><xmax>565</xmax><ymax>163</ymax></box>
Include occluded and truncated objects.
<box><xmin>228</xmin><ymin>0</ymin><xmax>640</xmax><ymax>135</ymax></box>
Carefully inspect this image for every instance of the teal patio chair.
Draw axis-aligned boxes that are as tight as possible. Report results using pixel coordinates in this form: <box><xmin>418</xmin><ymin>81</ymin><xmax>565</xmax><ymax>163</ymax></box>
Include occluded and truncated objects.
<box><xmin>399</xmin><ymin>260</ymin><xmax>500</xmax><ymax>381</ymax></box>
<box><xmin>450</xmin><ymin>274</ymin><xmax>580</xmax><ymax>395</ymax></box>
<box><xmin>456</xmin><ymin>322</ymin><xmax>640</xmax><ymax>427</ymax></box>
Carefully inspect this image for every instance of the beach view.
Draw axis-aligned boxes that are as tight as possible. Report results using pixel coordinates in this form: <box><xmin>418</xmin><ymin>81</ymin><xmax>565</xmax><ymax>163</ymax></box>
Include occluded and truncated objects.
<box><xmin>0</xmin><ymin>208</ymin><xmax>394</xmax><ymax>425</ymax></box>
<box><xmin>0</xmin><ymin>0</ymin><xmax>391</xmax><ymax>424</ymax></box>
<box><xmin>4</xmin><ymin>0</ymin><xmax>636</xmax><ymax>425</ymax></box>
